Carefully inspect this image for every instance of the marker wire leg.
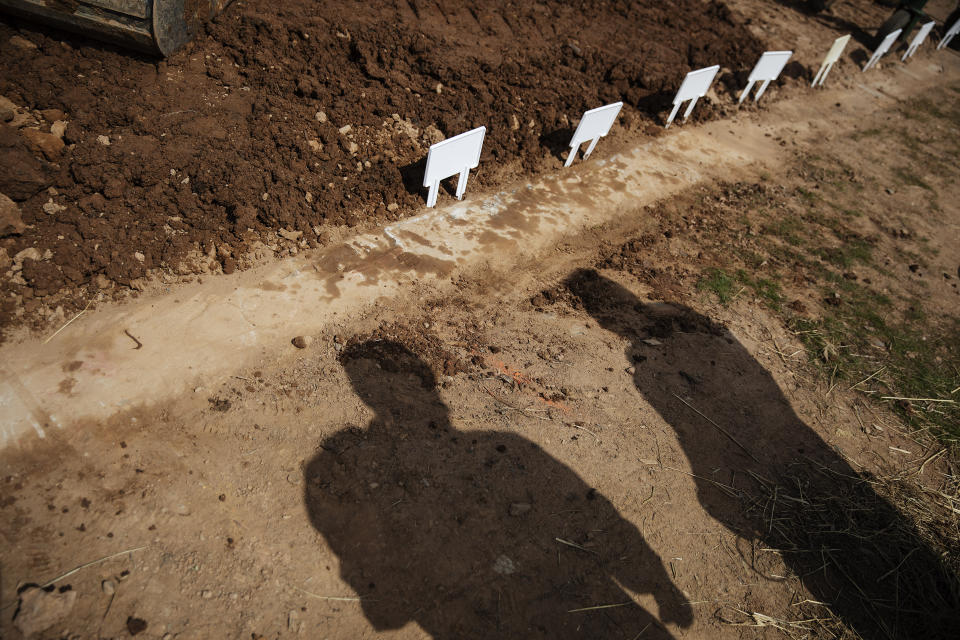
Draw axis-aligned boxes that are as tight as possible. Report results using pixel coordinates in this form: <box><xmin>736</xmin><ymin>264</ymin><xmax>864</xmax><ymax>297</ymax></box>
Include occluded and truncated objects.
<box><xmin>564</xmin><ymin>142</ymin><xmax>579</xmax><ymax>168</ymax></box>
<box><xmin>682</xmin><ymin>97</ymin><xmax>698</xmax><ymax>122</ymax></box>
<box><xmin>583</xmin><ymin>138</ymin><xmax>599</xmax><ymax>160</ymax></box>
<box><xmin>426</xmin><ymin>181</ymin><xmax>439</xmax><ymax>208</ymax></box>
<box><xmin>755</xmin><ymin>79</ymin><xmax>772</xmax><ymax>102</ymax></box>
<box><xmin>455</xmin><ymin>168</ymin><xmax>469</xmax><ymax>200</ymax></box>
<box><xmin>819</xmin><ymin>62</ymin><xmax>833</xmax><ymax>87</ymax></box>
<box><xmin>665</xmin><ymin>102</ymin><xmax>682</xmax><ymax>128</ymax></box>
<box><xmin>812</xmin><ymin>64</ymin><xmax>825</xmax><ymax>88</ymax></box>
<box><xmin>738</xmin><ymin>80</ymin><xmax>755</xmax><ymax>105</ymax></box>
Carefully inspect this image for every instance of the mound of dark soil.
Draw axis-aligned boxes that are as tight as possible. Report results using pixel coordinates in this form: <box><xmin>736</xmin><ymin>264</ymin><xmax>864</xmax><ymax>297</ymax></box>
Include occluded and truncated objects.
<box><xmin>0</xmin><ymin>0</ymin><xmax>763</xmax><ymax>336</ymax></box>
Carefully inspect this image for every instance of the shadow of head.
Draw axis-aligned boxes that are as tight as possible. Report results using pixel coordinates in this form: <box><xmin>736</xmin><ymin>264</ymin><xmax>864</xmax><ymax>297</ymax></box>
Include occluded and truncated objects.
<box><xmin>340</xmin><ymin>339</ymin><xmax>448</xmax><ymax>427</ymax></box>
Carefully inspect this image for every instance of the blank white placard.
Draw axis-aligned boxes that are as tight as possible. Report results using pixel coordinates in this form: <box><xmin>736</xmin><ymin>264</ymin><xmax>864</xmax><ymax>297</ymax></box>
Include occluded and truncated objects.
<box><xmin>902</xmin><ymin>21</ymin><xmax>936</xmax><ymax>60</ymax></box>
<box><xmin>739</xmin><ymin>50</ymin><xmax>793</xmax><ymax>104</ymax></box>
<box><xmin>666</xmin><ymin>65</ymin><xmax>720</xmax><ymax>128</ymax></box>
<box><xmin>565</xmin><ymin>102</ymin><xmax>623</xmax><ymax>167</ymax></box>
<box><xmin>812</xmin><ymin>34</ymin><xmax>851</xmax><ymax>87</ymax></box>
<box><xmin>938</xmin><ymin>17</ymin><xmax>960</xmax><ymax>49</ymax></box>
<box><xmin>422</xmin><ymin>126</ymin><xmax>486</xmax><ymax>208</ymax></box>
<box><xmin>863</xmin><ymin>29</ymin><xmax>902</xmax><ymax>71</ymax></box>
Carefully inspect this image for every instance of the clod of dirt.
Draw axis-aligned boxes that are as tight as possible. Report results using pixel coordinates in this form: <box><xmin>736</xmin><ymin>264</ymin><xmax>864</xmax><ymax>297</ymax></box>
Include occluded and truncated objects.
<box><xmin>14</xmin><ymin>586</ymin><xmax>77</xmax><ymax>636</ymax></box>
<box><xmin>125</xmin><ymin>616</ymin><xmax>148</xmax><ymax>635</ymax></box>
<box><xmin>0</xmin><ymin>192</ymin><xmax>25</xmax><ymax>235</ymax></box>
<box><xmin>20</xmin><ymin>128</ymin><xmax>64</xmax><ymax>160</ymax></box>
<box><xmin>292</xmin><ymin>335</ymin><xmax>313</xmax><ymax>349</ymax></box>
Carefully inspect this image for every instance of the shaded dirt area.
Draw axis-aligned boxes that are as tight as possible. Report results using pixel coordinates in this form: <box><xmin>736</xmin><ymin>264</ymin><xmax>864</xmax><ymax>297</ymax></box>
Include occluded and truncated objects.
<box><xmin>0</xmin><ymin>0</ymin><xmax>765</xmax><ymax>338</ymax></box>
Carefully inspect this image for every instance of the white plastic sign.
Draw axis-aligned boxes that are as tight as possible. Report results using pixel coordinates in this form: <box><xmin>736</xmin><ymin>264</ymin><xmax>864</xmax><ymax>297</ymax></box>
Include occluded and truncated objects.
<box><xmin>422</xmin><ymin>126</ymin><xmax>486</xmax><ymax>208</ymax></box>
<box><xmin>666</xmin><ymin>65</ymin><xmax>720</xmax><ymax>128</ymax></box>
<box><xmin>938</xmin><ymin>17</ymin><xmax>960</xmax><ymax>50</ymax></box>
<box><xmin>903</xmin><ymin>21</ymin><xmax>935</xmax><ymax>60</ymax></box>
<box><xmin>739</xmin><ymin>50</ymin><xmax>793</xmax><ymax>104</ymax></box>
<box><xmin>812</xmin><ymin>34</ymin><xmax>851</xmax><ymax>87</ymax></box>
<box><xmin>863</xmin><ymin>29</ymin><xmax>902</xmax><ymax>71</ymax></box>
<box><xmin>564</xmin><ymin>102</ymin><xmax>623</xmax><ymax>167</ymax></box>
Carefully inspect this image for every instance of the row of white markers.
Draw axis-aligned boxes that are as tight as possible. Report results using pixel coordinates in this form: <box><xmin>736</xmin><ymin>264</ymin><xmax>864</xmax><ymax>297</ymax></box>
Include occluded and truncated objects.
<box><xmin>420</xmin><ymin>17</ymin><xmax>960</xmax><ymax>209</ymax></box>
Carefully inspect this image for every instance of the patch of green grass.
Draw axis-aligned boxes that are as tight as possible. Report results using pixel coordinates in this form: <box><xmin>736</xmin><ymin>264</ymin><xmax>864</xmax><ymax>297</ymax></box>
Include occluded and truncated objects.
<box><xmin>813</xmin><ymin>237</ymin><xmax>874</xmax><ymax>269</ymax></box>
<box><xmin>763</xmin><ymin>216</ymin><xmax>805</xmax><ymax>246</ymax></box>
<box><xmin>697</xmin><ymin>268</ymin><xmax>737</xmax><ymax>304</ymax></box>
<box><xmin>892</xmin><ymin>166</ymin><xmax>934</xmax><ymax>192</ymax></box>
<box><xmin>697</xmin><ymin>268</ymin><xmax>783</xmax><ymax>310</ymax></box>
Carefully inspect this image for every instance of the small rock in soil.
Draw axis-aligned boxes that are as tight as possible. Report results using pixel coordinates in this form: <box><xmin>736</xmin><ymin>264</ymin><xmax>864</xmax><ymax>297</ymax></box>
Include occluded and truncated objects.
<box><xmin>14</xmin><ymin>587</ymin><xmax>77</xmax><ymax>636</ymax></box>
<box><xmin>292</xmin><ymin>335</ymin><xmax>313</xmax><ymax>349</ymax></box>
<box><xmin>50</xmin><ymin>120</ymin><xmax>67</xmax><ymax>138</ymax></box>
<box><xmin>96</xmin><ymin>135</ymin><xmax>111</xmax><ymax>146</ymax></box>
<box><xmin>40</xmin><ymin>109</ymin><xmax>65</xmax><ymax>122</ymax></box>
<box><xmin>8</xmin><ymin>35</ymin><xmax>37</xmax><ymax>50</ymax></box>
<box><xmin>102</xmin><ymin>579</ymin><xmax>116</xmax><ymax>595</ymax></box>
<box><xmin>0</xmin><ymin>192</ymin><xmax>26</xmax><ymax>236</ymax></box>
<box><xmin>42</xmin><ymin>199</ymin><xmax>65</xmax><ymax>215</ymax></box>
<box><xmin>315</xmin><ymin>110</ymin><xmax>327</xmax><ymax>123</ymax></box>
<box><xmin>509</xmin><ymin>502</ymin><xmax>532</xmax><ymax>516</ymax></box>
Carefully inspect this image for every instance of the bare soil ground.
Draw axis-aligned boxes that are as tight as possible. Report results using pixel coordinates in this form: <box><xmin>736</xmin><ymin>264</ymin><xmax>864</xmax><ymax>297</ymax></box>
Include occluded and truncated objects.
<box><xmin>1</xmin><ymin>1</ymin><xmax>960</xmax><ymax>639</ymax></box>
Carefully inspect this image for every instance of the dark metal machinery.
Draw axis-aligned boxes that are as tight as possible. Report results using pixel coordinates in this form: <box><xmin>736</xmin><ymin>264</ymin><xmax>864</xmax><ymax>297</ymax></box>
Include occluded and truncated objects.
<box><xmin>0</xmin><ymin>0</ymin><xmax>233</xmax><ymax>56</ymax></box>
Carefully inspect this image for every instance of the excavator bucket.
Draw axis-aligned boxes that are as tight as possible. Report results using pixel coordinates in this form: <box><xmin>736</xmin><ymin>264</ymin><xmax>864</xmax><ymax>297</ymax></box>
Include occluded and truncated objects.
<box><xmin>0</xmin><ymin>0</ymin><xmax>233</xmax><ymax>56</ymax></box>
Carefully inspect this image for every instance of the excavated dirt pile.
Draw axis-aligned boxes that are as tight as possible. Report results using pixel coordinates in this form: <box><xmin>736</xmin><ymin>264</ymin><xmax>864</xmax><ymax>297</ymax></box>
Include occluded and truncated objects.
<box><xmin>0</xmin><ymin>0</ymin><xmax>763</xmax><ymax>336</ymax></box>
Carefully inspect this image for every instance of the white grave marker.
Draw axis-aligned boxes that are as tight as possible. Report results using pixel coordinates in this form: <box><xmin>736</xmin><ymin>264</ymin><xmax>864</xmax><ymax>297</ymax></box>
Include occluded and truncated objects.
<box><xmin>564</xmin><ymin>102</ymin><xmax>623</xmax><ymax>167</ymax></box>
<box><xmin>665</xmin><ymin>65</ymin><xmax>720</xmax><ymax>128</ymax></box>
<box><xmin>863</xmin><ymin>29</ymin><xmax>902</xmax><ymax>71</ymax></box>
<box><xmin>812</xmin><ymin>34</ymin><xmax>851</xmax><ymax>87</ymax></box>
<box><xmin>938</xmin><ymin>17</ymin><xmax>960</xmax><ymax>50</ymax></box>
<box><xmin>739</xmin><ymin>50</ymin><xmax>793</xmax><ymax>104</ymax></box>
<box><xmin>422</xmin><ymin>126</ymin><xmax>486</xmax><ymax>208</ymax></box>
<box><xmin>902</xmin><ymin>21</ymin><xmax>936</xmax><ymax>60</ymax></box>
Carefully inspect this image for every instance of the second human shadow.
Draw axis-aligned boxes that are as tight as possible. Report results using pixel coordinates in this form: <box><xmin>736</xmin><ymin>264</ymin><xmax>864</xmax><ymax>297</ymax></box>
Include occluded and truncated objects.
<box><xmin>565</xmin><ymin>268</ymin><xmax>959</xmax><ymax>640</ymax></box>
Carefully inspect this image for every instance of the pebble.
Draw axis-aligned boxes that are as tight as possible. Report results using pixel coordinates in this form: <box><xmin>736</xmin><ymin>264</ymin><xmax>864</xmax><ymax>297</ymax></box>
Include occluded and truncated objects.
<box><xmin>50</xmin><ymin>120</ymin><xmax>67</xmax><ymax>138</ymax></box>
<box><xmin>338</xmin><ymin>124</ymin><xmax>352</xmax><ymax>135</ymax></box>
<box><xmin>102</xmin><ymin>579</ymin><xmax>116</xmax><ymax>595</ymax></box>
<box><xmin>625</xmin><ymin>366</ymin><xmax>636</xmax><ymax>375</ymax></box>
<box><xmin>201</xmin><ymin>590</ymin><xmax>213</xmax><ymax>599</ymax></box>
<box><xmin>386</xmin><ymin>203</ymin><xmax>399</xmax><ymax>212</ymax></box>
<box><xmin>174</xmin><ymin>503</ymin><xmax>191</xmax><ymax>516</ymax></box>
<box><xmin>97</xmin><ymin>135</ymin><xmax>111</xmax><ymax>146</ymax></box>
<box><xmin>8</xmin><ymin>35</ymin><xmax>37</xmax><ymax>50</ymax></box>
<box><xmin>13</xmin><ymin>587</ymin><xmax>76</xmax><ymax>636</ymax></box>
<box><xmin>307</xmin><ymin>139</ymin><xmax>322</xmax><ymax>153</ymax></box>
<box><xmin>42</xmin><ymin>199</ymin><xmax>66</xmax><ymax>215</ymax></box>
<box><xmin>315</xmin><ymin>110</ymin><xmax>327</xmax><ymax>123</ymax></box>
<box><xmin>292</xmin><ymin>335</ymin><xmax>313</xmax><ymax>349</ymax></box>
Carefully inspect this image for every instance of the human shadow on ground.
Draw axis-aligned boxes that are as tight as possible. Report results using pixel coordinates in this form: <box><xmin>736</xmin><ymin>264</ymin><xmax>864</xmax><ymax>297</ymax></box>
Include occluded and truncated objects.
<box><xmin>304</xmin><ymin>340</ymin><xmax>692</xmax><ymax>639</ymax></box>
<box><xmin>565</xmin><ymin>268</ymin><xmax>960</xmax><ymax>640</ymax></box>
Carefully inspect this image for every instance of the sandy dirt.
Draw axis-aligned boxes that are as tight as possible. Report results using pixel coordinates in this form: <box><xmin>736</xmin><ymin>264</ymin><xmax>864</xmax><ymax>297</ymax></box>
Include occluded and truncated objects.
<box><xmin>1</xmin><ymin>1</ymin><xmax>960</xmax><ymax>639</ymax></box>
